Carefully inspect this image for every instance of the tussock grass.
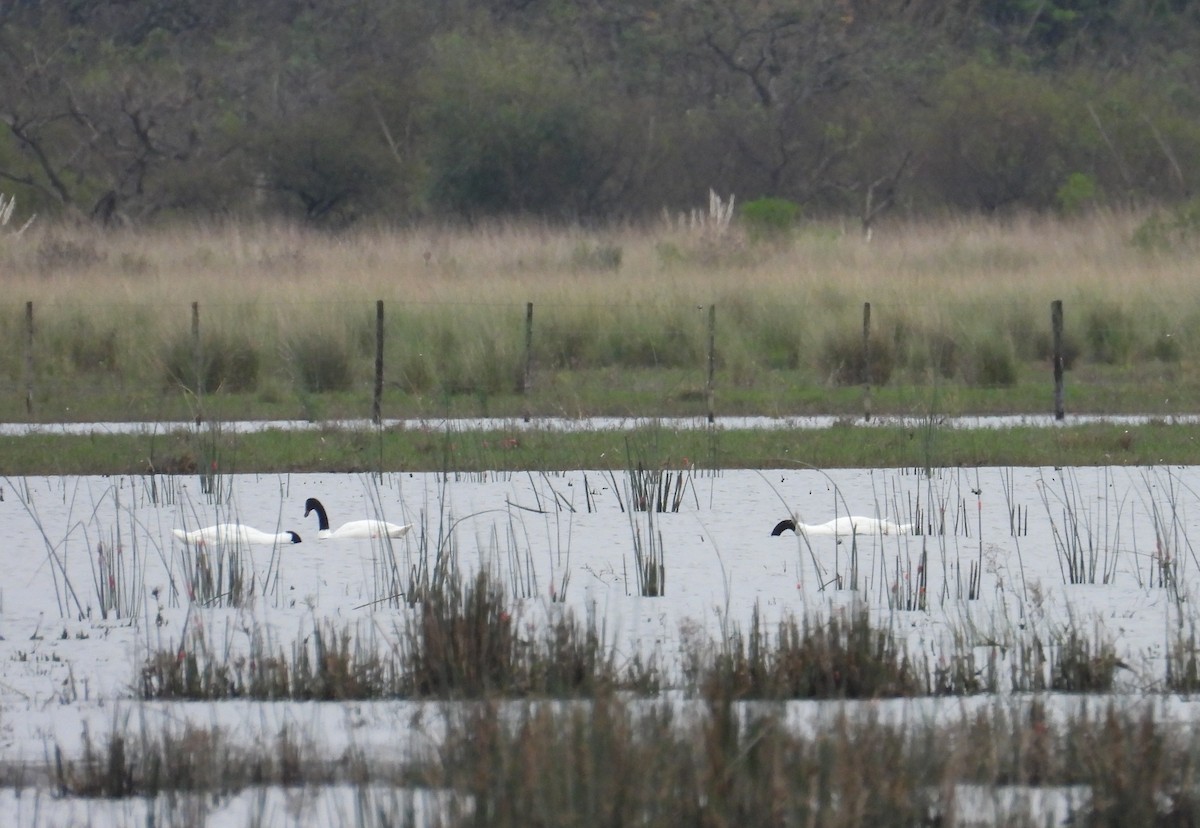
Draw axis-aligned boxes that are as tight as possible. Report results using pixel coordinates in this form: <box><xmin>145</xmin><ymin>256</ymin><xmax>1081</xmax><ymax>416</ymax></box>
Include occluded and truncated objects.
<box><xmin>428</xmin><ymin>695</ymin><xmax>1200</xmax><ymax>827</ymax></box>
<box><xmin>3</xmin><ymin>210</ymin><xmax>1200</xmax><ymax>422</ymax></box>
<box><xmin>54</xmin><ymin>722</ymin><xmax>378</xmax><ymax>798</ymax></box>
<box><xmin>52</xmin><ymin>696</ymin><xmax>1200</xmax><ymax>825</ymax></box>
<box><xmin>694</xmin><ymin>603</ymin><xmax>977</xmax><ymax>700</ymax></box>
<box><xmin>141</xmin><ymin>569</ymin><xmax>658</xmax><ymax>701</ymax></box>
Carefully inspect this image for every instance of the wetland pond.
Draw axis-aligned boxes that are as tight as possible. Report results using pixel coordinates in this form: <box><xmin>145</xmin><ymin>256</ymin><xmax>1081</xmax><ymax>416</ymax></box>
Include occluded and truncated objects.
<box><xmin>2</xmin><ymin>465</ymin><xmax>1196</xmax><ymax>825</ymax></box>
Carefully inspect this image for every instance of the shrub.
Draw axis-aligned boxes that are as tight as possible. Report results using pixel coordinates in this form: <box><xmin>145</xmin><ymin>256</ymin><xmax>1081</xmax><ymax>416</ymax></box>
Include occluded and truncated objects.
<box><xmin>817</xmin><ymin>328</ymin><xmax>894</xmax><ymax>386</ymax></box>
<box><xmin>1083</xmin><ymin>303</ymin><xmax>1137</xmax><ymax>365</ymax></box>
<box><xmin>290</xmin><ymin>332</ymin><xmax>354</xmax><ymax>392</ymax></box>
<box><xmin>1031</xmin><ymin>329</ymin><xmax>1082</xmax><ymax>370</ymax></box>
<box><xmin>162</xmin><ymin>332</ymin><xmax>260</xmax><ymax>393</ymax></box>
<box><xmin>48</xmin><ymin>315</ymin><xmax>121</xmax><ymax>374</ymax></box>
<box><xmin>1056</xmin><ymin>172</ymin><xmax>1098</xmax><ymax>215</ymax></box>
<box><xmin>1146</xmin><ymin>332</ymin><xmax>1182</xmax><ymax>363</ymax></box>
<box><xmin>1131</xmin><ymin>198</ymin><xmax>1200</xmax><ymax>252</ymax></box>
<box><xmin>739</xmin><ymin>197</ymin><xmax>800</xmax><ymax>241</ymax></box>
<box><xmin>913</xmin><ymin>329</ymin><xmax>960</xmax><ymax>380</ymax></box>
<box><xmin>967</xmin><ymin>338</ymin><xmax>1018</xmax><ymax>387</ymax></box>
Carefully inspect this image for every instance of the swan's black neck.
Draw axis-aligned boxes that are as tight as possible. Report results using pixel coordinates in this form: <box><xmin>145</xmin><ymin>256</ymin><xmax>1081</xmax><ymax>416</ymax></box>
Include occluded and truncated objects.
<box><xmin>304</xmin><ymin>498</ymin><xmax>331</xmax><ymax>531</ymax></box>
<box><xmin>771</xmin><ymin>519</ymin><xmax>796</xmax><ymax>536</ymax></box>
<box><xmin>287</xmin><ymin>531</ymin><xmax>302</xmax><ymax>544</ymax></box>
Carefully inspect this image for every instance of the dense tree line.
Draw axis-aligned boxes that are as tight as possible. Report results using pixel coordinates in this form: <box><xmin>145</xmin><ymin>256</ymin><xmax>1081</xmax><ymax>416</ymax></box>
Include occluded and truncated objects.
<box><xmin>2</xmin><ymin>0</ymin><xmax>1199</xmax><ymax>226</ymax></box>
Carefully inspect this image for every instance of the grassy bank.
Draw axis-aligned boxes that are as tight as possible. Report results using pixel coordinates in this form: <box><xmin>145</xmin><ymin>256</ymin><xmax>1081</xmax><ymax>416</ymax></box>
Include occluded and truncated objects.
<box><xmin>1</xmin><ymin>210</ymin><xmax>1199</xmax><ymax>425</ymax></box>
<box><xmin>1</xmin><ymin>419</ymin><xmax>1194</xmax><ymax>475</ymax></box>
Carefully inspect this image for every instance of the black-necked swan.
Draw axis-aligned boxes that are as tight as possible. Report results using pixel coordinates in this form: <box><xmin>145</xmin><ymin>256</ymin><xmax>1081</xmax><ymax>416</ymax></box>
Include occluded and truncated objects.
<box><xmin>172</xmin><ymin>524</ymin><xmax>302</xmax><ymax>546</ymax></box>
<box><xmin>304</xmin><ymin>497</ymin><xmax>412</xmax><ymax>540</ymax></box>
<box><xmin>771</xmin><ymin>516</ymin><xmax>912</xmax><ymax>537</ymax></box>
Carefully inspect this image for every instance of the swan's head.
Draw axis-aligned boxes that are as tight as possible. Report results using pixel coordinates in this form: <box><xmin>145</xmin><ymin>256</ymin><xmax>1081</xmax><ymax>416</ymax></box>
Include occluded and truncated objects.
<box><xmin>304</xmin><ymin>498</ymin><xmax>321</xmax><ymax>517</ymax></box>
<box><xmin>287</xmin><ymin>531</ymin><xmax>302</xmax><ymax>544</ymax></box>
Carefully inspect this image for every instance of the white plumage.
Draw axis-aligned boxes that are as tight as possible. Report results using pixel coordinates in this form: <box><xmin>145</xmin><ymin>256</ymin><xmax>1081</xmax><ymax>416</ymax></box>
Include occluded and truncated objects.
<box><xmin>172</xmin><ymin>524</ymin><xmax>302</xmax><ymax>546</ymax></box>
<box><xmin>304</xmin><ymin>497</ymin><xmax>412</xmax><ymax>540</ymax></box>
<box><xmin>771</xmin><ymin>516</ymin><xmax>912</xmax><ymax>537</ymax></box>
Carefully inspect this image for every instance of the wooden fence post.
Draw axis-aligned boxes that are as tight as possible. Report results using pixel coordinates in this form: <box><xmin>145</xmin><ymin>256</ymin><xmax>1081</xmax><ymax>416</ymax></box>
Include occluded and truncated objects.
<box><xmin>1052</xmin><ymin>299</ymin><xmax>1065</xmax><ymax>421</ymax></box>
<box><xmin>373</xmin><ymin>299</ymin><xmax>384</xmax><ymax>425</ymax></box>
<box><xmin>862</xmin><ymin>302</ymin><xmax>872</xmax><ymax>421</ymax></box>
<box><xmin>522</xmin><ymin>301</ymin><xmax>534</xmax><ymax>422</ymax></box>
<box><xmin>706</xmin><ymin>304</ymin><xmax>716</xmax><ymax>424</ymax></box>
<box><xmin>24</xmin><ymin>300</ymin><xmax>33</xmax><ymax>416</ymax></box>
<box><xmin>191</xmin><ymin>301</ymin><xmax>201</xmax><ymax>398</ymax></box>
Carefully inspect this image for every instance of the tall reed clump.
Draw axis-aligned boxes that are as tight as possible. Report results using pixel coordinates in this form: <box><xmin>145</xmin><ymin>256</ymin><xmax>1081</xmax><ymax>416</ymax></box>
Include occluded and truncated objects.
<box><xmin>54</xmin><ymin>722</ymin><xmax>372</xmax><ymax>798</ymax></box>
<box><xmin>175</xmin><ymin>538</ymin><xmax>252</xmax><ymax>608</ymax></box>
<box><xmin>401</xmin><ymin>568</ymin><xmax>653</xmax><ymax>697</ymax></box>
<box><xmin>616</xmin><ymin>448</ymin><xmax>697</xmax><ymax>597</ymax></box>
<box><xmin>56</xmin><ymin>693</ymin><xmax>1200</xmax><ymax>825</ymax></box>
<box><xmin>1005</xmin><ymin>626</ymin><xmax>1122</xmax><ymax>693</ymax></box>
<box><xmin>1037</xmin><ymin>467</ymin><xmax>1123</xmax><ymax>585</ymax></box>
<box><xmin>142</xmin><ymin>568</ymin><xmax>655</xmax><ymax>701</ymax></box>
<box><xmin>696</xmin><ymin>603</ymin><xmax>936</xmax><ymax>700</ymax></box>
<box><xmin>141</xmin><ymin>623</ymin><xmax>401</xmax><ymax>701</ymax></box>
<box><xmin>434</xmin><ymin>694</ymin><xmax>946</xmax><ymax>827</ymax></box>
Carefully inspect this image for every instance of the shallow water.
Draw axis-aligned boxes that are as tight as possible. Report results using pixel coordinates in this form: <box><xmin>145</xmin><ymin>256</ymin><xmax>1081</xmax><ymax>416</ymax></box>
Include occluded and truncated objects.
<box><xmin>2</xmin><ymin>465</ymin><xmax>1195</xmax><ymax>826</ymax></box>
<box><xmin>1</xmin><ymin>464</ymin><xmax>1188</xmax><ymax>656</ymax></box>
<box><xmin>2</xmin><ymin>411</ymin><xmax>1197</xmax><ymax>436</ymax></box>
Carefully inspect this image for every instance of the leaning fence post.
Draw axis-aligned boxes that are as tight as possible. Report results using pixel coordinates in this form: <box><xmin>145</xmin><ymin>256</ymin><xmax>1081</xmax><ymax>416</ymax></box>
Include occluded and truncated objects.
<box><xmin>706</xmin><ymin>304</ymin><xmax>716</xmax><ymax>424</ymax></box>
<box><xmin>24</xmin><ymin>300</ymin><xmax>33</xmax><ymax>416</ymax></box>
<box><xmin>862</xmin><ymin>301</ymin><xmax>872</xmax><ymax>421</ymax></box>
<box><xmin>522</xmin><ymin>301</ymin><xmax>534</xmax><ymax>422</ymax></box>
<box><xmin>1052</xmin><ymin>299</ymin><xmax>1065</xmax><ymax>421</ymax></box>
<box><xmin>373</xmin><ymin>299</ymin><xmax>384</xmax><ymax>425</ymax></box>
<box><xmin>191</xmin><ymin>301</ymin><xmax>201</xmax><ymax>399</ymax></box>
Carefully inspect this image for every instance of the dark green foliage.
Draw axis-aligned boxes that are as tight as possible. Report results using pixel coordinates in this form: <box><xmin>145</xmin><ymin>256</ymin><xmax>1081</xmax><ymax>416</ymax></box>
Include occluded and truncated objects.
<box><xmin>6</xmin><ymin>1</ymin><xmax>1200</xmax><ymax>223</ymax></box>
<box><xmin>920</xmin><ymin>63</ymin><xmax>1077</xmax><ymax>211</ymax></box>
<box><xmin>417</xmin><ymin>33</ymin><xmax>617</xmax><ymax>219</ymax></box>
<box><xmin>739</xmin><ymin>197</ymin><xmax>800</xmax><ymax>240</ymax></box>
<box><xmin>1056</xmin><ymin>172</ymin><xmax>1098</xmax><ymax>214</ymax></box>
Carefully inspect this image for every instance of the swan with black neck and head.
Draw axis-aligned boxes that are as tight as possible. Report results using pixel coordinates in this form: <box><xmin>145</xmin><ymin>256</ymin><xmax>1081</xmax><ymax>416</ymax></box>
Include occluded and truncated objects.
<box><xmin>771</xmin><ymin>516</ymin><xmax>912</xmax><ymax>537</ymax></box>
<box><xmin>172</xmin><ymin>524</ymin><xmax>302</xmax><ymax>546</ymax></box>
<box><xmin>304</xmin><ymin>497</ymin><xmax>412</xmax><ymax>540</ymax></box>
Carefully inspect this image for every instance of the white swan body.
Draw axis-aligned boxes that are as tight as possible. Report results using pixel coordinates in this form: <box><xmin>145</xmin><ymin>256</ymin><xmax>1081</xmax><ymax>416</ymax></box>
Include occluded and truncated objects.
<box><xmin>304</xmin><ymin>497</ymin><xmax>412</xmax><ymax>540</ymax></box>
<box><xmin>771</xmin><ymin>516</ymin><xmax>912</xmax><ymax>537</ymax></box>
<box><xmin>172</xmin><ymin>524</ymin><xmax>302</xmax><ymax>546</ymax></box>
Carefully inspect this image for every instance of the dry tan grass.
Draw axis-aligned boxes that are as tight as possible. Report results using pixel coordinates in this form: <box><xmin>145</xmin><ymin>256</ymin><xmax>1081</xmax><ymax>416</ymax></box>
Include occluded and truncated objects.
<box><xmin>0</xmin><ymin>209</ymin><xmax>1193</xmax><ymax>417</ymax></box>
<box><xmin>0</xmin><ymin>210</ymin><xmax>1185</xmax><ymax>312</ymax></box>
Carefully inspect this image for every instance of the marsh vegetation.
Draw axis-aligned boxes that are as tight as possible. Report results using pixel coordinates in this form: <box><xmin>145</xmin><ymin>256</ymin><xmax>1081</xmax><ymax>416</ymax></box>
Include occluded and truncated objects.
<box><xmin>1</xmin><ymin>210</ymin><xmax>1198</xmax><ymax>428</ymax></box>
